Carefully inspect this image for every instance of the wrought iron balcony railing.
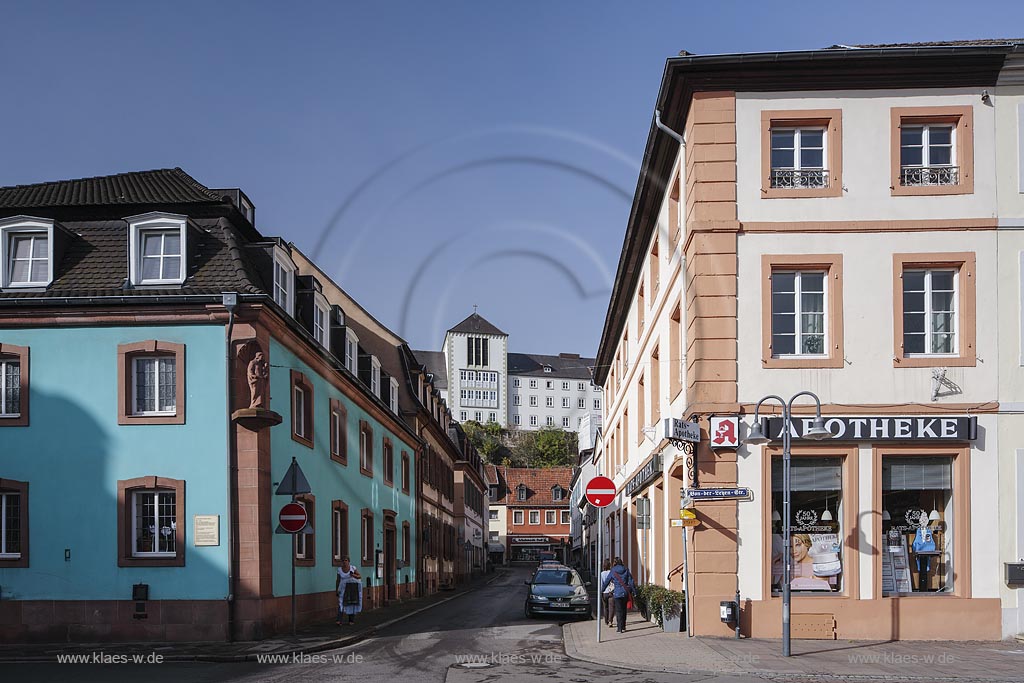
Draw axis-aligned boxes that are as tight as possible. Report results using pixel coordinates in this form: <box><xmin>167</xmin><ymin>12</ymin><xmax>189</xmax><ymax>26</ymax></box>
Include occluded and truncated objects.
<box><xmin>769</xmin><ymin>168</ymin><xmax>829</xmax><ymax>189</ymax></box>
<box><xmin>900</xmin><ymin>166</ymin><xmax>959</xmax><ymax>187</ymax></box>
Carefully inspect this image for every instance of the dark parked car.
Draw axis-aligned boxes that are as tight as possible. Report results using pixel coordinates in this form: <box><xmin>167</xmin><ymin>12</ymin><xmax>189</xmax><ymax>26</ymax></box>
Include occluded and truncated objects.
<box><xmin>524</xmin><ymin>567</ymin><xmax>591</xmax><ymax>619</ymax></box>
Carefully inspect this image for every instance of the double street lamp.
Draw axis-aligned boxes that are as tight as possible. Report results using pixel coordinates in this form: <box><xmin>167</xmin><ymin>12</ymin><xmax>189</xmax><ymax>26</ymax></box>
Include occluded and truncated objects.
<box><xmin>743</xmin><ymin>391</ymin><xmax>832</xmax><ymax>657</ymax></box>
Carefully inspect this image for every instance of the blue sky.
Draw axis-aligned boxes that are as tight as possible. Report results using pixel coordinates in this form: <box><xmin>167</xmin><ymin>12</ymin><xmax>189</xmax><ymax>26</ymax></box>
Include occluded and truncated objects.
<box><xmin>2</xmin><ymin>1</ymin><xmax>1021</xmax><ymax>355</ymax></box>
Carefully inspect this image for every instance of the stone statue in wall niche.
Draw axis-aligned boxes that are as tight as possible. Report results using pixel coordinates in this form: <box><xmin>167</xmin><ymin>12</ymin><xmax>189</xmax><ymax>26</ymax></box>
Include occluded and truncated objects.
<box><xmin>247</xmin><ymin>351</ymin><xmax>269</xmax><ymax>409</ymax></box>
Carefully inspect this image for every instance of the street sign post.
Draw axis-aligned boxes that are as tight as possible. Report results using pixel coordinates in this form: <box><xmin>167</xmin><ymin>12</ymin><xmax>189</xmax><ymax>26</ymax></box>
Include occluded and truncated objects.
<box><xmin>275</xmin><ymin>457</ymin><xmax>311</xmax><ymax>636</ymax></box>
<box><xmin>586</xmin><ymin>475</ymin><xmax>616</xmax><ymax>645</ymax></box>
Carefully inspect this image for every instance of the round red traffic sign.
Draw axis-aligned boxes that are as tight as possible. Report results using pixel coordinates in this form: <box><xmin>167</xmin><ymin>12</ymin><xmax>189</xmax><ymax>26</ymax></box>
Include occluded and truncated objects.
<box><xmin>585</xmin><ymin>476</ymin><xmax>617</xmax><ymax>508</ymax></box>
<box><xmin>279</xmin><ymin>502</ymin><xmax>308</xmax><ymax>533</ymax></box>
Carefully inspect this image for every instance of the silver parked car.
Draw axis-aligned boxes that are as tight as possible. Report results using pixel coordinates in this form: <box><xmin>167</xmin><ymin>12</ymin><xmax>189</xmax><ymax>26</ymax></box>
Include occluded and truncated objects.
<box><xmin>524</xmin><ymin>566</ymin><xmax>591</xmax><ymax>619</ymax></box>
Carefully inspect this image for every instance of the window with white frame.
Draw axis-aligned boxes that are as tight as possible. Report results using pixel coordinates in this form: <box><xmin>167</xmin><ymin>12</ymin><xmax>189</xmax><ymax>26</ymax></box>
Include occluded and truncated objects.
<box><xmin>545</xmin><ymin>510</ymin><xmax>556</xmax><ymax>524</ymax></box>
<box><xmin>272</xmin><ymin>250</ymin><xmax>295</xmax><ymax>314</ymax></box>
<box><xmin>489</xmin><ymin>509</ymin><xmax>499</xmax><ymax>520</ymax></box>
<box><xmin>345</xmin><ymin>329</ymin><xmax>359</xmax><ymax>374</ymax></box>
<box><xmin>132</xmin><ymin>489</ymin><xmax>176</xmax><ymax>556</ymax></box>
<box><xmin>0</xmin><ymin>356</ymin><xmax>21</xmax><ymax>417</ymax></box>
<box><xmin>133</xmin><ymin>356</ymin><xmax>176</xmax><ymax>415</ymax></box>
<box><xmin>578</xmin><ymin>382</ymin><xmax>585</xmax><ymax>391</ymax></box>
<box><xmin>294</xmin><ymin>503</ymin><xmax>310</xmax><ymax>559</ymax></box>
<box><xmin>546</xmin><ymin>380</ymin><xmax>553</xmax><ymax>389</ymax></box>
<box><xmin>370</xmin><ymin>357</ymin><xmax>381</xmax><ymax>395</ymax></box>
<box><xmin>903</xmin><ymin>269</ymin><xmax>957</xmax><ymax>355</ymax></box>
<box><xmin>562</xmin><ymin>397</ymin><xmax>570</xmax><ymax>408</ymax></box>
<box><xmin>126</xmin><ymin>214</ymin><xmax>188</xmax><ymax>287</ymax></box>
<box><xmin>546</xmin><ymin>396</ymin><xmax>553</xmax><ymax>408</ymax></box>
<box><xmin>467</xmin><ymin>337</ymin><xmax>489</xmax><ymax>366</ymax></box>
<box><xmin>513</xmin><ymin>414</ymin><xmax>521</xmax><ymax>425</ymax></box>
<box><xmin>513</xmin><ymin>510</ymin><xmax>524</xmax><ymax>525</ymax></box>
<box><xmin>529</xmin><ymin>510</ymin><xmax>540</xmax><ymax>524</ymax></box>
<box><xmin>562</xmin><ymin>417</ymin><xmax>569</xmax><ymax>428</ymax></box>
<box><xmin>530</xmin><ymin>415</ymin><xmax>537</xmax><ymax>426</ymax></box>
<box><xmin>552</xmin><ymin>486</ymin><xmax>563</xmax><ymax>501</ymax></box>
<box><xmin>546</xmin><ymin>416</ymin><xmax>553</xmax><ymax>426</ymax></box>
<box><xmin>138</xmin><ymin>230</ymin><xmax>183</xmax><ymax>284</ymax></box>
<box><xmin>6</xmin><ymin>231</ymin><xmax>49</xmax><ymax>286</ymax></box>
<box><xmin>513</xmin><ymin>378</ymin><xmax>520</xmax><ymax>388</ymax></box>
<box><xmin>529</xmin><ymin>395</ymin><xmax>537</xmax><ymax>407</ymax></box>
<box><xmin>0</xmin><ymin>490</ymin><xmax>22</xmax><ymax>558</ymax></box>
<box><xmin>593</xmin><ymin>399</ymin><xmax>601</xmax><ymax>410</ymax></box>
<box><xmin>513</xmin><ymin>394</ymin><xmax>521</xmax><ymax>406</ymax></box>
<box><xmin>561</xmin><ymin>381</ymin><xmax>569</xmax><ymax>390</ymax></box>
<box><xmin>529</xmin><ymin>379</ymin><xmax>537</xmax><ymax>389</ymax></box>
<box><xmin>488</xmin><ymin>412</ymin><xmax>496</xmax><ymax>422</ymax></box>
<box><xmin>517</xmin><ymin>484</ymin><xmax>527</xmax><ymax>501</ymax></box>
<box><xmin>578</xmin><ymin>398</ymin><xmax>586</xmax><ymax>409</ymax></box>
<box><xmin>900</xmin><ymin>124</ymin><xmax>956</xmax><ymax>186</ymax></box>
<box><xmin>1</xmin><ymin>217</ymin><xmax>56</xmax><ymax>289</ymax></box>
<box><xmin>771</xmin><ymin>270</ymin><xmax>826</xmax><ymax>356</ymax></box>
<box><xmin>460</xmin><ymin>411</ymin><xmax>467</xmax><ymax>421</ymax></box>
<box><xmin>770</xmin><ymin>127</ymin><xmax>827</xmax><ymax>189</ymax></box>
<box><xmin>313</xmin><ymin>298</ymin><xmax>330</xmax><ymax>348</ymax></box>
<box><xmin>475</xmin><ymin>411</ymin><xmax>482</xmax><ymax>421</ymax></box>
<box><xmin>293</xmin><ymin>384</ymin><xmax>307</xmax><ymax>438</ymax></box>
<box><xmin>561</xmin><ymin>510</ymin><xmax>570</xmax><ymax>524</ymax></box>
<box><xmin>389</xmin><ymin>378</ymin><xmax>399</xmax><ymax>413</ymax></box>
<box><xmin>543</xmin><ymin>367</ymin><xmax>551</xmax><ymax>374</ymax></box>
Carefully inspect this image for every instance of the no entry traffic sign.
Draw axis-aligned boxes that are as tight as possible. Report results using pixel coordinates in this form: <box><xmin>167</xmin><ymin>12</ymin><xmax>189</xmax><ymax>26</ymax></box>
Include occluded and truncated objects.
<box><xmin>585</xmin><ymin>476</ymin><xmax>616</xmax><ymax>508</ymax></box>
<box><xmin>278</xmin><ymin>502</ymin><xmax>308</xmax><ymax>533</ymax></box>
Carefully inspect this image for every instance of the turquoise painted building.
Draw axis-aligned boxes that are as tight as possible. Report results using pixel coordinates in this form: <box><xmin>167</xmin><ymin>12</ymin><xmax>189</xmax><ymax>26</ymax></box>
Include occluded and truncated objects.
<box><xmin>0</xmin><ymin>169</ymin><xmax>421</xmax><ymax>641</ymax></box>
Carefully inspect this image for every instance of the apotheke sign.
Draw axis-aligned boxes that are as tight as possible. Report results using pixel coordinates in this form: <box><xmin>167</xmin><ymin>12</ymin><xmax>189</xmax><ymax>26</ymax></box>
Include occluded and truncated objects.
<box><xmin>624</xmin><ymin>454</ymin><xmax>662</xmax><ymax>497</ymax></box>
<box><xmin>761</xmin><ymin>415</ymin><xmax>977</xmax><ymax>442</ymax></box>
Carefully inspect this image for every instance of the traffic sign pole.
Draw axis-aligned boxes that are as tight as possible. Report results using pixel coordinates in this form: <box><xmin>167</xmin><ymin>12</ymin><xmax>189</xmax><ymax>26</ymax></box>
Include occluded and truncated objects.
<box><xmin>596</xmin><ymin>511</ymin><xmax>602</xmax><ymax>644</ymax></box>
<box><xmin>291</xmin><ymin>459</ymin><xmax>297</xmax><ymax>636</ymax></box>
<box><xmin>585</xmin><ymin>475</ymin><xmax>615</xmax><ymax>644</ymax></box>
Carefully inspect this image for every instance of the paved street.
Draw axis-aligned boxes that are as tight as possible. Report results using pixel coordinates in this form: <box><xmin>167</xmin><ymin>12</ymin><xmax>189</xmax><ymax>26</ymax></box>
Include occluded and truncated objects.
<box><xmin>6</xmin><ymin>566</ymin><xmax>1023</xmax><ymax>683</ymax></box>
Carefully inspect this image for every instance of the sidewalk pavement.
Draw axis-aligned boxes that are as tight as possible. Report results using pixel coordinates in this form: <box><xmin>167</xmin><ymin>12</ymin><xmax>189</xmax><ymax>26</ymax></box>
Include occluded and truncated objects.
<box><xmin>564</xmin><ymin>610</ymin><xmax>1024</xmax><ymax>682</ymax></box>
<box><xmin>0</xmin><ymin>570</ymin><xmax>505</xmax><ymax>663</ymax></box>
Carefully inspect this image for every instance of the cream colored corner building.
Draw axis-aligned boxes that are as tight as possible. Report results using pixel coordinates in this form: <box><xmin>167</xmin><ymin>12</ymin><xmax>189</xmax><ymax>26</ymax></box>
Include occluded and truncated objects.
<box><xmin>594</xmin><ymin>41</ymin><xmax>1024</xmax><ymax>641</ymax></box>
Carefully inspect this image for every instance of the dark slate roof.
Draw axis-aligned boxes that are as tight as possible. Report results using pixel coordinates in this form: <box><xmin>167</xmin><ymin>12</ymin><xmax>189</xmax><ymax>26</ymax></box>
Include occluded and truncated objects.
<box><xmin>508</xmin><ymin>352</ymin><xmax>595</xmax><ymax>381</ymax></box>
<box><xmin>839</xmin><ymin>39</ymin><xmax>1024</xmax><ymax>49</ymax></box>
<box><xmin>0</xmin><ymin>217</ymin><xmax>262</xmax><ymax>299</ymax></box>
<box><xmin>411</xmin><ymin>349</ymin><xmax>448</xmax><ymax>390</ymax></box>
<box><xmin>0</xmin><ymin>168</ymin><xmax>222</xmax><ymax>209</ymax></box>
<box><xmin>448</xmin><ymin>312</ymin><xmax>506</xmax><ymax>336</ymax></box>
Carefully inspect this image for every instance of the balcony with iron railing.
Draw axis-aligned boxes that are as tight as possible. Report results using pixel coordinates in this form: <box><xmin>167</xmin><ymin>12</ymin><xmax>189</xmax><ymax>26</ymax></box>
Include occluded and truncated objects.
<box><xmin>770</xmin><ymin>168</ymin><xmax>829</xmax><ymax>189</ymax></box>
<box><xmin>899</xmin><ymin>165</ymin><xmax>959</xmax><ymax>187</ymax></box>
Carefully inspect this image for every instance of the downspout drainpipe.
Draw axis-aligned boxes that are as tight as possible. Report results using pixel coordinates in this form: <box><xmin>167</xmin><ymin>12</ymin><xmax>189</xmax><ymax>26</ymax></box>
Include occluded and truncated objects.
<box><xmin>655</xmin><ymin>110</ymin><xmax>686</xmax><ymax>147</ymax></box>
<box><xmin>223</xmin><ymin>293</ymin><xmax>239</xmax><ymax>641</ymax></box>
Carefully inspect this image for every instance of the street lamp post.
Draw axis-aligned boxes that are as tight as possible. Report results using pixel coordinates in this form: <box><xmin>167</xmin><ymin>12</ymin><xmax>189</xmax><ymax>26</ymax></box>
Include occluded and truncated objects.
<box><xmin>743</xmin><ymin>391</ymin><xmax>832</xmax><ymax>658</ymax></box>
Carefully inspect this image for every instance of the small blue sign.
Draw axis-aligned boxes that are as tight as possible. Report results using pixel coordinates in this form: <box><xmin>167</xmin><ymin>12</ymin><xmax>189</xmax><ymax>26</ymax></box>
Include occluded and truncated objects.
<box><xmin>686</xmin><ymin>487</ymin><xmax>752</xmax><ymax>501</ymax></box>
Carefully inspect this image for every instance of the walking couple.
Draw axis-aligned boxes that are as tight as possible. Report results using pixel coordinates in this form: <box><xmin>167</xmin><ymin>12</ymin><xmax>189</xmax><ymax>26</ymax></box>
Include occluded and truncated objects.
<box><xmin>599</xmin><ymin>557</ymin><xmax>637</xmax><ymax>633</ymax></box>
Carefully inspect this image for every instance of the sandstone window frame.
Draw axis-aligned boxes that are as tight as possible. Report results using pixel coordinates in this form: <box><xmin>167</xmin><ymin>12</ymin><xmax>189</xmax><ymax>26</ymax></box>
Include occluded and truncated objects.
<box><xmin>892</xmin><ymin>252</ymin><xmax>976</xmax><ymax>368</ymax></box>
<box><xmin>117</xmin><ymin>476</ymin><xmax>185</xmax><ymax>568</ymax></box>
<box><xmin>117</xmin><ymin>341</ymin><xmax>185</xmax><ymax>425</ymax></box>
<box><xmin>761</xmin><ymin>109</ymin><xmax>843</xmax><ymax>199</ymax></box>
<box><xmin>761</xmin><ymin>254</ymin><xmax>845</xmax><ymax>369</ymax></box>
<box><xmin>890</xmin><ymin>106</ymin><xmax>974</xmax><ymax>197</ymax></box>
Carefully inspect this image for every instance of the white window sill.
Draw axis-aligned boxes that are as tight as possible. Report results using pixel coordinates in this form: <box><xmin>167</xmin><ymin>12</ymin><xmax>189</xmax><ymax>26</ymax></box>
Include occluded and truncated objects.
<box><xmin>131</xmin><ymin>552</ymin><xmax>176</xmax><ymax>558</ymax></box>
<box><xmin>131</xmin><ymin>411</ymin><xmax>177</xmax><ymax>417</ymax></box>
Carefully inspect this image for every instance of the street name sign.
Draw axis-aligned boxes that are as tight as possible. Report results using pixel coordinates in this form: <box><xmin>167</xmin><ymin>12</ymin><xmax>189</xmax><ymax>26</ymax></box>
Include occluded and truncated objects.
<box><xmin>686</xmin><ymin>487</ymin><xmax>753</xmax><ymax>502</ymax></box>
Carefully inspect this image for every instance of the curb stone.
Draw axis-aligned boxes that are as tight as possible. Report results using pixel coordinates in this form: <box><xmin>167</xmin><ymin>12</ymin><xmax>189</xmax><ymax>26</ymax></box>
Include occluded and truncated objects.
<box><xmin>560</xmin><ymin>623</ymin><xmax>1024</xmax><ymax>683</ymax></box>
<box><xmin>1</xmin><ymin>572</ymin><xmax>506</xmax><ymax>664</ymax></box>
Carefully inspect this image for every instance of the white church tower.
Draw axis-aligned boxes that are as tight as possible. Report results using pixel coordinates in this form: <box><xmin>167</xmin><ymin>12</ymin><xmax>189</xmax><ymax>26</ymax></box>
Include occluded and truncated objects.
<box><xmin>442</xmin><ymin>311</ymin><xmax>509</xmax><ymax>427</ymax></box>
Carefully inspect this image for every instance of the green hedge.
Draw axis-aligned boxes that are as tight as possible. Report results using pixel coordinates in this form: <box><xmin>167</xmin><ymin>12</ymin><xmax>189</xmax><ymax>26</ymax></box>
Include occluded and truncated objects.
<box><xmin>634</xmin><ymin>584</ymin><xmax>685</xmax><ymax>628</ymax></box>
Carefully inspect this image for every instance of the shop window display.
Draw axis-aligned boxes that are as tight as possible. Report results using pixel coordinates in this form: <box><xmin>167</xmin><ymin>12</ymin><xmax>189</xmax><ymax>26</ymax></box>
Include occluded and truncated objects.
<box><xmin>881</xmin><ymin>456</ymin><xmax>953</xmax><ymax>595</ymax></box>
<box><xmin>770</xmin><ymin>456</ymin><xmax>843</xmax><ymax>593</ymax></box>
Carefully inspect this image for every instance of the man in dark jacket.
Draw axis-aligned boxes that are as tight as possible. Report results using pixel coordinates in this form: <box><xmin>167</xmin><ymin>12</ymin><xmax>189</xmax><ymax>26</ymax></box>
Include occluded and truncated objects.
<box><xmin>600</xmin><ymin>557</ymin><xmax>637</xmax><ymax>632</ymax></box>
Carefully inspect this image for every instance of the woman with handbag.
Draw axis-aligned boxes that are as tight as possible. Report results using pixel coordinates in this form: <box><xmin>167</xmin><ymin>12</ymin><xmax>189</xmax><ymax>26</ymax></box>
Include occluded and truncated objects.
<box><xmin>336</xmin><ymin>556</ymin><xmax>363</xmax><ymax>625</ymax></box>
<box><xmin>600</xmin><ymin>556</ymin><xmax>637</xmax><ymax>633</ymax></box>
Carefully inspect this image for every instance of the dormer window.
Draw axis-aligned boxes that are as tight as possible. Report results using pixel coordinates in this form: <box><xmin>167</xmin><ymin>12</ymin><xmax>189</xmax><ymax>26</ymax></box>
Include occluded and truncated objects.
<box><xmin>272</xmin><ymin>246</ymin><xmax>296</xmax><ymax>315</ymax></box>
<box><xmin>127</xmin><ymin>213</ymin><xmax>188</xmax><ymax>287</ymax></box>
<box><xmin>543</xmin><ymin>366</ymin><xmax>552</xmax><ymax>373</ymax></box>
<box><xmin>516</xmin><ymin>484</ymin><xmax>527</xmax><ymax>501</ymax></box>
<box><xmin>389</xmin><ymin>377</ymin><xmax>399</xmax><ymax>413</ymax></box>
<box><xmin>552</xmin><ymin>485</ymin><xmax>564</xmax><ymax>502</ymax></box>
<box><xmin>370</xmin><ymin>356</ymin><xmax>381</xmax><ymax>395</ymax></box>
<box><xmin>313</xmin><ymin>293</ymin><xmax>330</xmax><ymax>348</ymax></box>
<box><xmin>0</xmin><ymin>216</ymin><xmax>57</xmax><ymax>289</ymax></box>
<box><xmin>345</xmin><ymin>329</ymin><xmax>359</xmax><ymax>374</ymax></box>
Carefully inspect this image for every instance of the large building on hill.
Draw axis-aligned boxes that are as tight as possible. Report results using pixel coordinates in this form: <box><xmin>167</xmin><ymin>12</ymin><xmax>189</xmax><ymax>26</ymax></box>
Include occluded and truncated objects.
<box><xmin>414</xmin><ymin>312</ymin><xmax>602</xmax><ymax>432</ymax></box>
